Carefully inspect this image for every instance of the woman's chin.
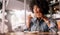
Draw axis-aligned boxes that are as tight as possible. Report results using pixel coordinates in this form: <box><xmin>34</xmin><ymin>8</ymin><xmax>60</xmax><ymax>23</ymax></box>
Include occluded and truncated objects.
<box><xmin>37</xmin><ymin>16</ymin><xmax>41</xmax><ymax>19</ymax></box>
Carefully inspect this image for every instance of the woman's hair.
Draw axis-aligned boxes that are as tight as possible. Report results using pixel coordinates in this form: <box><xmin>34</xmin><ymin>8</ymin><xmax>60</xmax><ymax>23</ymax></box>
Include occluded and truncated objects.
<box><xmin>0</xmin><ymin>2</ymin><xmax>2</xmax><ymax>10</ymax></box>
<box><xmin>29</xmin><ymin>0</ymin><xmax>49</xmax><ymax>15</ymax></box>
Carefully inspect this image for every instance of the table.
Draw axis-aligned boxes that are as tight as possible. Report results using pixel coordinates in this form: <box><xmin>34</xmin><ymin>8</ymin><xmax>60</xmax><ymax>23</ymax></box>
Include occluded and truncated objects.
<box><xmin>5</xmin><ymin>32</ymin><xmax>60</xmax><ymax>35</ymax></box>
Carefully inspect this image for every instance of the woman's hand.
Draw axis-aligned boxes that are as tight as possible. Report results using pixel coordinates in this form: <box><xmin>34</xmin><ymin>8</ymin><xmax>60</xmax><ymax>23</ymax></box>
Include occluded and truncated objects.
<box><xmin>41</xmin><ymin>16</ymin><xmax>50</xmax><ymax>27</ymax></box>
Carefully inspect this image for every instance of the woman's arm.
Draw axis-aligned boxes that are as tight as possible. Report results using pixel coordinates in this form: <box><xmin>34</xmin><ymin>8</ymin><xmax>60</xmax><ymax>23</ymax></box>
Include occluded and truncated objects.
<box><xmin>26</xmin><ymin>15</ymin><xmax>32</xmax><ymax>30</ymax></box>
<box><xmin>41</xmin><ymin>16</ymin><xmax>58</xmax><ymax>32</ymax></box>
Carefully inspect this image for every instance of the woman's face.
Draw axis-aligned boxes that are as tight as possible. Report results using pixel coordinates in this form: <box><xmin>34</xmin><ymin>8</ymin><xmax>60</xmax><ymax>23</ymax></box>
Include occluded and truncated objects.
<box><xmin>33</xmin><ymin>5</ymin><xmax>43</xmax><ymax>18</ymax></box>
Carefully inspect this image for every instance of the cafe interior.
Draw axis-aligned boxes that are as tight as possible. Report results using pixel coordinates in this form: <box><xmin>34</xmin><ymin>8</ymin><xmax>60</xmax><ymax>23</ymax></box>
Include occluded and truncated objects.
<box><xmin>0</xmin><ymin>0</ymin><xmax>60</xmax><ymax>35</ymax></box>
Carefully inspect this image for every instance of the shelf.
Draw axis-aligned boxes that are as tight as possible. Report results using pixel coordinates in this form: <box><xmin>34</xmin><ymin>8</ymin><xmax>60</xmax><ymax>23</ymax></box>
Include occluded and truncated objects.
<box><xmin>49</xmin><ymin>1</ymin><xmax>59</xmax><ymax>7</ymax></box>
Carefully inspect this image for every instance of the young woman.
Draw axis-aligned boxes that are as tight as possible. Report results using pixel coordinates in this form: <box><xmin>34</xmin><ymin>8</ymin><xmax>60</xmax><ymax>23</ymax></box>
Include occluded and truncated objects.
<box><xmin>26</xmin><ymin>0</ymin><xmax>58</xmax><ymax>32</ymax></box>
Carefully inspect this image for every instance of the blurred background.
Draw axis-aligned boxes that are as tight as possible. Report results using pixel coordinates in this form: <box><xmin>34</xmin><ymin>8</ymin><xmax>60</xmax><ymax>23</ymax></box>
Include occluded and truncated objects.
<box><xmin>0</xmin><ymin>0</ymin><xmax>60</xmax><ymax>34</ymax></box>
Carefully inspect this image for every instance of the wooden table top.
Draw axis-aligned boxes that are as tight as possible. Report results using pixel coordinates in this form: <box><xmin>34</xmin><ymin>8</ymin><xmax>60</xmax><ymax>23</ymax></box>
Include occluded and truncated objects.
<box><xmin>5</xmin><ymin>32</ymin><xmax>60</xmax><ymax>35</ymax></box>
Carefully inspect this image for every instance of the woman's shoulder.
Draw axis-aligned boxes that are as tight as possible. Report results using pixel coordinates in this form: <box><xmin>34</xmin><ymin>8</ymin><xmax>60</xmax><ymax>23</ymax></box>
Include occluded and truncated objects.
<box><xmin>48</xmin><ymin>18</ymin><xmax>57</xmax><ymax>23</ymax></box>
<box><xmin>48</xmin><ymin>18</ymin><xmax>57</xmax><ymax>27</ymax></box>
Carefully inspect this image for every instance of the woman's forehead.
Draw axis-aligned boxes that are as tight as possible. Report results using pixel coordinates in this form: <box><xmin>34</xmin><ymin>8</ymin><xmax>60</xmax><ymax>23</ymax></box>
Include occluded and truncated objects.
<box><xmin>34</xmin><ymin>5</ymin><xmax>39</xmax><ymax>7</ymax></box>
